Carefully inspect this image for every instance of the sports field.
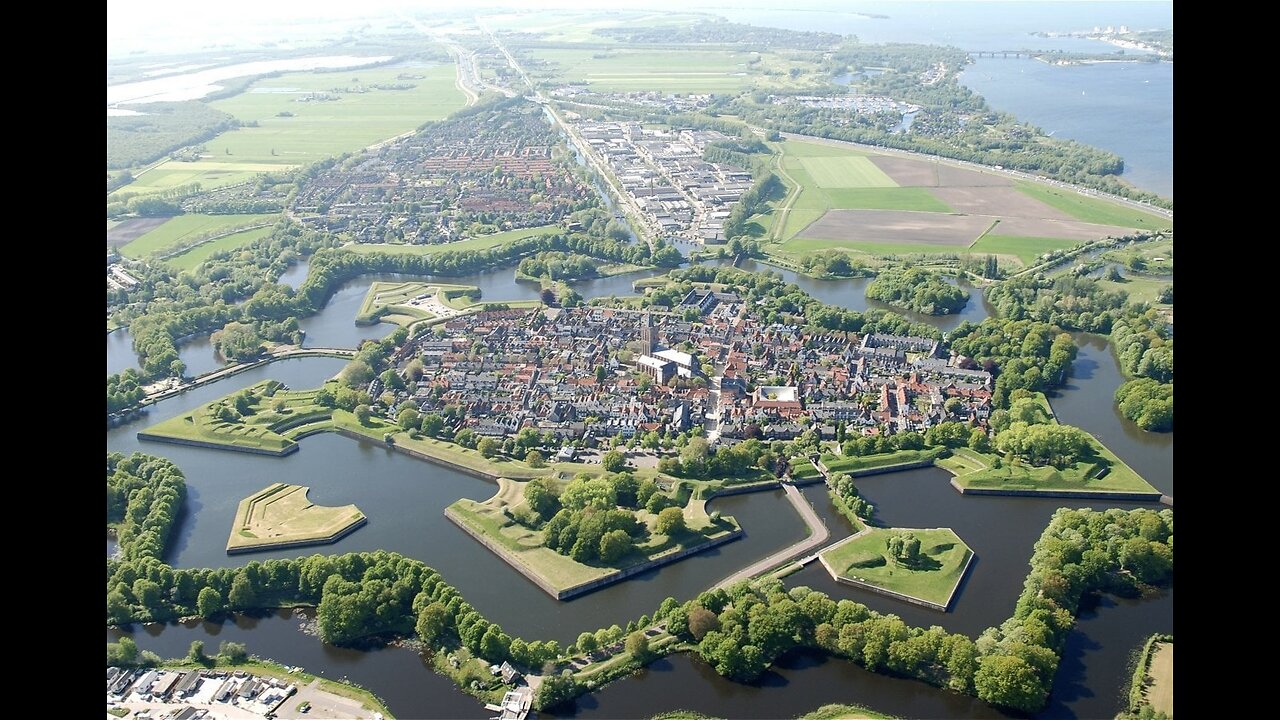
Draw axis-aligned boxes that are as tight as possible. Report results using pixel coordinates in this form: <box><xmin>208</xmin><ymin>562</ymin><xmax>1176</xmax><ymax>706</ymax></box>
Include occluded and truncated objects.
<box><xmin>119</xmin><ymin>213</ymin><xmax>277</xmax><ymax>259</ymax></box>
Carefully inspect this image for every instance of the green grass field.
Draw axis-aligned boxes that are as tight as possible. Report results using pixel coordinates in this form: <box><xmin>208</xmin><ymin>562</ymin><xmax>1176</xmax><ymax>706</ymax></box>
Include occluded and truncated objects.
<box><xmin>821</xmin><ymin>527</ymin><xmax>972</xmax><ymax>607</ymax></box>
<box><xmin>227</xmin><ymin>482</ymin><xmax>365</xmax><ymax>552</ymax></box>
<box><xmin>821</xmin><ymin>448</ymin><xmax>946</xmax><ymax>475</ymax></box>
<box><xmin>819</xmin><ymin>188</ymin><xmax>952</xmax><ymax>212</ymax></box>
<box><xmin>969</xmin><ymin>234</ymin><xmax>1078</xmax><ymax>266</ymax></box>
<box><xmin>939</xmin><ymin>442</ymin><xmax>1158</xmax><ymax>495</ymax></box>
<box><xmin>139</xmin><ymin>382</ymin><xmax>334</xmax><ymax>455</ymax></box>
<box><xmin>166</xmin><ymin>225</ymin><xmax>274</xmax><ymax>271</ymax></box>
<box><xmin>797</xmin><ymin>156</ymin><xmax>897</xmax><ymax>188</ymax></box>
<box><xmin>1095</xmin><ymin>273</ymin><xmax>1173</xmax><ymax>306</ymax></box>
<box><xmin>343</xmin><ymin>225</ymin><xmax>560</xmax><ymax>256</ymax></box>
<box><xmin>203</xmin><ymin>65</ymin><xmax>465</xmax><ymax>167</ymax></box>
<box><xmin>120</xmin><ymin>213</ymin><xmax>277</xmax><ymax>259</ymax></box>
<box><xmin>122</xmin><ymin>161</ymin><xmax>283</xmax><ymax>196</ymax></box>
<box><xmin>1014</xmin><ymin>181</ymin><xmax>1173</xmax><ymax>229</ymax></box>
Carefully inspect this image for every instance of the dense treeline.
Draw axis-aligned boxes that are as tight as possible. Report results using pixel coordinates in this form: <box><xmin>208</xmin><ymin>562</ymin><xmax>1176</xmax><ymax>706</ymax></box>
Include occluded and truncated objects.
<box><xmin>1111</xmin><ymin>311</ymin><xmax>1173</xmax><ymax>384</ymax></box>
<box><xmin>986</xmin><ymin>274</ymin><xmax>1128</xmax><ymax>334</ymax></box>
<box><xmin>971</xmin><ymin>507</ymin><xmax>1172</xmax><ymax>711</ymax></box>
<box><xmin>948</xmin><ymin>318</ymin><xmax>1077</xmax><ymax>407</ymax></box>
<box><xmin>866</xmin><ymin>268</ymin><xmax>969</xmax><ymax>315</ymax></box>
<box><xmin>107</xmin><ymin>369</ymin><xmax>147</xmax><ymax>413</ymax></box>
<box><xmin>106</xmin><ymin>453</ymin><xmax>185</xmax><ymax>564</ymax></box>
<box><xmin>1114</xmin><ymin>378</ymin><xmax>1173</xmax><ymax>432</ymax></box>
<box><xmin>723</xmin><ymin>173</ymin><xmax>782</xmax><ymax>242</ymax></box>
<box><xmin>107</xmin><ymin>101</ymin><xmax>240</xmax><ymax>169</ymax></box>
<box><xmin>518</xmin><ymin>252</ymin><xmax>603</xmax><ymax>281</ymax></box>
<box><xmin>828</xmin><ymin>472</ymin><xmax>874</xmax><ymax>522</ymax></box>
<box><xmin>796</xmin><ymin>250</ymin><xmax>872</xmax><ymax>278</ymax></box>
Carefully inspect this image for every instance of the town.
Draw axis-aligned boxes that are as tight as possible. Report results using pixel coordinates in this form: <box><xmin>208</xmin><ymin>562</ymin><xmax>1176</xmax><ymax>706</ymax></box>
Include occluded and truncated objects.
<box><xmin>372</xmin><ymin>292</ymin><xmax>994</xmax><ymax>450</ymax></box>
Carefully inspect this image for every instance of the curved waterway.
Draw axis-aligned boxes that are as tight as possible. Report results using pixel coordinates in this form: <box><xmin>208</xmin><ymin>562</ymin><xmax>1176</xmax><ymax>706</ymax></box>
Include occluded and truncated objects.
<box><xmin>707</xmin><ymin>258</ymin><xmax>993</xmax><ymax>332</ymax></box>
<box><xmin>109</xmin><ymin>257</ymin><xmax>1170</xmax><ymax>719</ymax></box>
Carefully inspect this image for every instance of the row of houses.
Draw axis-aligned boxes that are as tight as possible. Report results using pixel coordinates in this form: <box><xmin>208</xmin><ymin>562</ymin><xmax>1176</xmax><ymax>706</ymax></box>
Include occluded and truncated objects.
<box><xmin>569</xmin><ymin>120</ymin><xmax>753</xmax><ymax>244</ymax></box>
<box><xmin>107</xmin><ymin>667</ymin><xmax>296</xmax><ymax>718</ymax></box>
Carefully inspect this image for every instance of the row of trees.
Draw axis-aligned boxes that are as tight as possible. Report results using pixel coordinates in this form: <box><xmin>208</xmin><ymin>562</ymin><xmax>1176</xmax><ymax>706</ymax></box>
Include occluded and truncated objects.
<box><xmin>722</xmin><ymin>173</ymin><xmax>782</xmax><ymax>242</ymax></box>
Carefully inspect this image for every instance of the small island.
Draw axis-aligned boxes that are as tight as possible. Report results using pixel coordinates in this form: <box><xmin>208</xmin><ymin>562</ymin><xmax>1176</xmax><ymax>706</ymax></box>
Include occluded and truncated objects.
<box><xmin>819</xmin><ymin>527</ymin><xmax>973</xmax><ymax>611</ymax></box>
<box><xmin>227</xmin><ymin>482</ymin><xmax>366</xmax><ymax>554</ymax></box>
<box><xmin>447</xmin><ymin>472</ymin><xmax>744</xmax><ymax>599</ymax></box>
<box><xmin>865</xmin><ymin>267</ymin><xmax>969</xmax><ymax>315</ymax></box>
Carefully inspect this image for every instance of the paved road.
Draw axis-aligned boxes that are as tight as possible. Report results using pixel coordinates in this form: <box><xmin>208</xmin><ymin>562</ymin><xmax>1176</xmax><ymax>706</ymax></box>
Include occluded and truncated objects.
<box><xmin>713</xmin><ymin>484</ymin><xmax>830</xmax><ymax>589</ymax></box>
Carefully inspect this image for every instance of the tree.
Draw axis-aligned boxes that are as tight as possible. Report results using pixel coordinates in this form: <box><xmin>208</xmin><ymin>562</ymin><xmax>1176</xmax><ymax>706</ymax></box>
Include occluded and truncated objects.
<box><xmin>525</xmin><ymin>449</ymin><xmax>545</xmax><ymax>467</ymax></box>
<box><xmin>687</xmin><ymin>606</ymin><xmax>720</xmax><ymax>641</ymax></box>
<box><xmin>599</xmin><ymin>529</ymin><xmax>634</xmax><ymax>563</ymax></box>
<box><xmin>218</xmin><ymin>641</ymin><xmax>249</xmax><ymax>664</ymax></box>
<box><xmin>420</xmin><ymin>414</ymin><xmax>444</xmax><ymax>437</ymax></box>
<box><xmin>655</xmin><ymin>507</ymin><xmax>686</xmax><ymax>535</ymax></box>
<box><xmin>197</xmin><ymin>587</ymin><xmax>222</xmax><ymax>618</ymax></box>
<box><xmin>535</xmin><ymin>673</ymin><xmax>580</xmax><ymax>712</ymax></box>
<box><xmin>107</xmin><ymin>637</ymin><xmax>139</xmax><ymax>666</ymax></box>
<box><xmin>478</xmin><ymin>437</ymin><xmax>501</xmax><ymax>458</ymax></box>
<box><xmin>397</xmin><ymin>407</ymin><xmax>421</xmax><ymax>431</ymax></box>
<box><xmin>974</xmin><ymin>654</ymin><xmax>1046</xmax><ymax>712</ymax></box>
<box><xmin>187</xmin><ymin>640</ymin><xmax>206</xmax><ymax>664</ymax></box>
<box><xmin>228</xmin><ymin>572</ymin><xmax>257</xmax><ymax>608</ymax></box>
<box><xmin>416</xmin><ymin>602</ymin><xmax>452</xmax><ymax>644</ymax></box>
<box><xmin>524</xmin><ymin>478</ymin><xmax>561</xmax><ymax>520</ymax></box>
<box><xmin>576</xmin><ymin>631</ymin><xmax>599</xmax><ymax>655</ymax></box>
<box><xmin>601</xmin><ymin>449</ymin><xmax>627</xmax><ymax>473</ymax></box>
<box><xmin>625</xmin><ymin>631</ymin><xmax>652</xmax><ymax>661</ymax></box>
<box><xmin>354</xmin><ymin>404</ymin><xmax>372</xmax><ymax>425</ymax></box>
<box><xmin>540</xmin><ymin>288</ymin><xmax>556</xmax><ymax>305</ymax></box>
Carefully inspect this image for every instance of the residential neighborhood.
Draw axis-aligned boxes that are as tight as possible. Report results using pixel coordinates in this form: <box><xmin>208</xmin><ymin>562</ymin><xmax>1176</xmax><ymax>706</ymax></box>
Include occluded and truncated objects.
<box><xmin>372</xmin><ymin>296</ymin><xmax>993</xmax><ymax>449</ymax></box>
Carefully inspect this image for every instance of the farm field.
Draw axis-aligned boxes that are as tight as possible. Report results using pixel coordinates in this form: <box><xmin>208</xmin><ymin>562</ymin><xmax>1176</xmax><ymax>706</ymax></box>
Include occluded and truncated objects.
<box><xmin>119</xmin><ymin>213</ymin><xmax>277</xmax><ymax>259</ymax></box>
<box><xmin>969</xmin><ymin>234</ymin><xmax>1078</xmax><ymax>265</ymax></box>
<box><xmin>107</xmin><ymin>217</ymin><xmax>169</xmax><ymax>249</ymax></box>
<box><xmin>119</xmin><ymin>64</ymin><xmax>465</xmax><ymax>196</ymax></box>
<box><xmin>763</xmin><ymin>138</ymin><xmax>1166</xmax><ymax>265</ymax></box>
<box><xmin>204</xmin><ymin>64</ymin><xmax>465</xmax><ymax>166</ymax></box>
<box><xmin>1014</xmin><ymin>181</ymin><xmax>1172</xmax><ymax>228</ymax></box>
